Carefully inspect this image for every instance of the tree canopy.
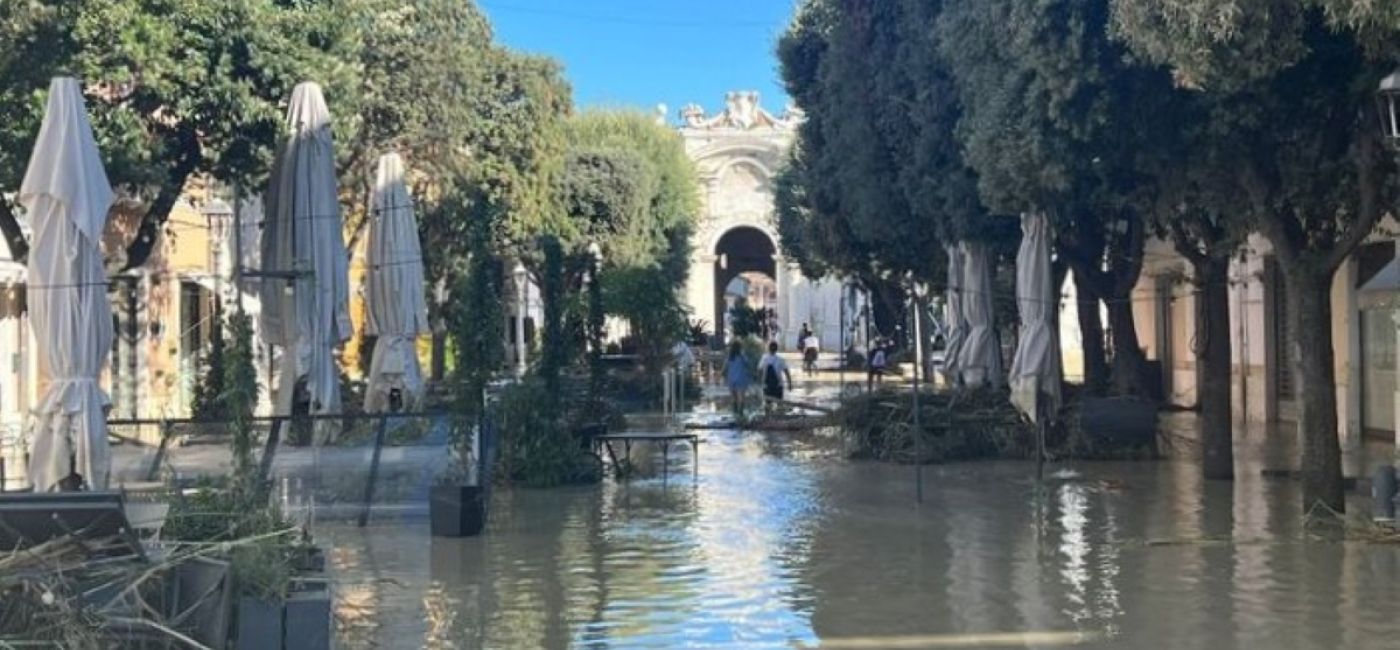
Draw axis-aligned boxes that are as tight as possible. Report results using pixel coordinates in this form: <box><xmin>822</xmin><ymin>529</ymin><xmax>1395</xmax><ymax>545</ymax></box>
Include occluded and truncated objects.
<box><xmin>0</xmin><ymin>0</ymin><xmax>344</xmax><ymax>268</ymax></box>
<box><xmin>775</xmin><ymin>0</ymin><xmax>962</xmax><ymax>286</ymax></box>
<box><xmin>562</xmin><ymin>110</ymin><xmax>698</xmax><ymax>284</ymax></box>
<box><xmin>0</xmin><ymin>0</ymin><xmax>572</xmax><ymax>279</ymax></box>
<box><xmin>777</xmin><ymin>0</ymin><xmax>1398</xmax><ymax>510</ymax></box>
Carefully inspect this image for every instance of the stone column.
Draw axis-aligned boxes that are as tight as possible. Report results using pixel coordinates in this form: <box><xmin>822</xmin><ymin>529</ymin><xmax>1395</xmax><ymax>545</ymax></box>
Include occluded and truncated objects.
<box><xmin>688</xmin><ymin>254</ymin><xmax>717</xmax><ymax>341</ymax></box>
<box><xmin>774</xmin><ymin>256</ymin><xmax>788</xmax><ymax>347</ymax></box>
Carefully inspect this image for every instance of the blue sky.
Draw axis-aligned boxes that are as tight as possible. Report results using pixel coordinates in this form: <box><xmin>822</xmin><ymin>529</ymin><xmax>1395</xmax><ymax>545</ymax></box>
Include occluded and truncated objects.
<box><xmin>482</xmin><ymin>0</ymin><xmax>797</xmax><ymax>121</ymax></box>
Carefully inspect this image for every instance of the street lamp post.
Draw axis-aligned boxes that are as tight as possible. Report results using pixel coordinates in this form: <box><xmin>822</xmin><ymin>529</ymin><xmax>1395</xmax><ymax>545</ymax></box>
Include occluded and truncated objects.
<box><xmin>513</xmin><ymin>261</ymin><xmax>528</xmax><ymax>378</ymax></box>
<box><xmin>909</xmin><ymin>275</ymin><xmax>928</xmax><ymax>504</ymax></box>
<box><xmin>839</xmin><ymin>283</ymin><xmax>846</xmax><ymax>393</ymax></box>
<box><xmin>586</xmin><ymin>242</ymin><xmax>605</xmax><ymax>396</ymax></box>
<box><xmin>1374</xmin><ymin>69</ymin><xmax>1400</xmax><ymax>518</ymax></box>
<box><xmin>1377</xmin><ymin>68</ymin><xmax>1400</xmax><ymax>148</ymax></box>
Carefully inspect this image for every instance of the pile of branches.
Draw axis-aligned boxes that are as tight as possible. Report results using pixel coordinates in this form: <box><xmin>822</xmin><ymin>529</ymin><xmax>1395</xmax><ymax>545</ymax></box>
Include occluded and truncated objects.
<box><xmin>1</xmin><ymin>523</ymin><xmax>297</xmax><ymax>649</ymax></box>
<box><xmin>1</xmin><ymin>535</ymin><xmax>135</xmax><ymax>648</ymax></box>
<box><xmin>833</xmin><ymin>386</ymin><xmax>1158</xmax><ymax>464</ymax></box>
<box><xmin>834</xmin><ymin>387</ymin><xmax>1031</xmax><ymax>463</ymax></box>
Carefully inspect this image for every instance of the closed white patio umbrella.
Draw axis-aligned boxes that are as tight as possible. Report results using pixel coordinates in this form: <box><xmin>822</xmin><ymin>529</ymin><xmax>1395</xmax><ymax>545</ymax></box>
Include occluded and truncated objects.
<box><xmin>957</xmin><ymin>241</ymin><xmax>1003</xmax><ymax>388</ymax></box>
<box><xmin>1009</xmin><ymin>213</ymin><xmax>1061</xmax><ymax>422</ymax></box>
<box><xmin>259</xmin><ymin>82</ymin><xmax>351</xmax><ymax>440</ymax></box>
<box><xmin>23</xmin><ymin>77</ymin><xmax>116</xmax><ymax>491</ymax></box>
<box><xmin>940</xmin><ymin>243</ymin><xmax>966</xmax><ymax>386</ymax></box>
<box><xmin>364</xmin><ymin>152</ymin><xmax>429</xmax><ymax>412</ymax></box>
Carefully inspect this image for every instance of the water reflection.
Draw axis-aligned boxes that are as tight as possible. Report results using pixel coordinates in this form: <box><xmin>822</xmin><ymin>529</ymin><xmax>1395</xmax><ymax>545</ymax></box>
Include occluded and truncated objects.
<box><xmin>318</xmin><ymin>411</ymin><xmax>1400</xmax><ymax>649</ymax></box>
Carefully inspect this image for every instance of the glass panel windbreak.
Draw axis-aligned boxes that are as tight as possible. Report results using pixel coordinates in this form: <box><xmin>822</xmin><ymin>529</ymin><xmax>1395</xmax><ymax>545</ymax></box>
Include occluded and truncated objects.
<box><xmin>105</xmin><ymin>414</ymin><xmax>464</xmax><ymax>525</ymax></box>
<box><xmin>1363</xmin><ymin>309</ymin><xmax>1397</xmax><ymax>435</ymax></box>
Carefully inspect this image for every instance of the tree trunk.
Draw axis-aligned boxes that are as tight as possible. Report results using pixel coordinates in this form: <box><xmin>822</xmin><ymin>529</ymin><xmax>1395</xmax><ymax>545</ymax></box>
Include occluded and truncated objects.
<box><xmin>1195</xmin><ymin>256</ymin><xmax>1233</xmax><ymax>480</ymax></box>
<box><xmin>1105</xmin><ymin>291</ymin><xmax>1151</xmax><ymax>397</ymax></box>
<box><xmin>0</xmin><ymin>197</ymin><xmax>28</xmax><ymax>264</ymax></box>
<box><xmin>122</xmin><ymin>129</ymin><xmax>201</xmax><ymax>271</ymax></box>
<box><xmin>431</xmin><ymin>330</ymin><xmax>446</xmax><ymax>381</ymax></box>
<box><xmin>1288</xmin><ymin>269</ymin><xmax>1344</xmax><ymax>513</ymax></box>
<box><xmin>1074</xmin><ymin>272</ymin><xmax>1108</xmax><ymax>395</ymax></box>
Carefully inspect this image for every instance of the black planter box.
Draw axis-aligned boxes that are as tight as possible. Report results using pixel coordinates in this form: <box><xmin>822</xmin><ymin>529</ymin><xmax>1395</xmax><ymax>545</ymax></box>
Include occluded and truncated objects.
<box><xmin>235</xmin><ymin>597</ymin><xmax>282</xmax><ymax>650</ymax></box>
<box><xmin>1079</xmin><ymin>396</ymin><xmax>1158</xmax><ymax>449</ymax></box>
<box><xmin>285</xmin><ymin>579</ymin><xmax>332</xmax><ymax>650</ymax></box>
<box><xmin>430</xmin><ymin>485</ymin><xmax>485</xmax><ymax>537</ymax></box>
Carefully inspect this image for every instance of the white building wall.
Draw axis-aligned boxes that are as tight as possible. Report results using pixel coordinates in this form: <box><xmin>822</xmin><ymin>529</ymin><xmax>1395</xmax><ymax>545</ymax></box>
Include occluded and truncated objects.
<box><xmin>1133</xmin><ymin>233</ymin><xmax>1365</xmax><ymax>450</ymax></box>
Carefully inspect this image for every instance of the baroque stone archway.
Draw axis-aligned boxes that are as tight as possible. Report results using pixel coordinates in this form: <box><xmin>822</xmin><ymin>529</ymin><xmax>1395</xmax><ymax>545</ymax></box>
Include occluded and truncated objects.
<box><xmin>713</xmin><ymin>225</ymin><xmax>777</xmax><ymax>337</ymax></box>
<box><xmin>675</xmin><ymin>91</ymin><xmax>847</xmax><ymax>350</ymax></box>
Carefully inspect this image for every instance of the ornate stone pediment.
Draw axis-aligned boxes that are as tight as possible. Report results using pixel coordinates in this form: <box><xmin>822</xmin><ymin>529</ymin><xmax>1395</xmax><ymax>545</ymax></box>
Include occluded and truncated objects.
<box><xmin>679</xmin><ymin>91</ymin><xmax>802</xmax><ymax>132</ymax></box>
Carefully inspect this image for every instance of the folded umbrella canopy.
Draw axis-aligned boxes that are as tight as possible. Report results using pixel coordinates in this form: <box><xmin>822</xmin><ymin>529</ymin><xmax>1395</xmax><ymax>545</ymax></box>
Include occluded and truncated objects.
<box><xmin>23</xmin><ymin>77</ymin><xmax>116</xmax><ymax>491</ymax></box>
<box><xmin>1009</xmin><ymin>213</ymin><xmax>1062</xmax><ymax>422</ymax></box>
<box><xmin>363</xmin><ymin>153</ymin><xmax>429</xmax><ymax>412</ymax></box>
<box><xmin>957</xmin><ymin>241</ymin><xmax>1003</xmax><ymax>388</ymax></box>
<box><xmin>259</xmin><ymin>82</ymin><xmax>352</xmax><ymax>439</ymax></box>
<box><xmin>940</xmin><ymin>243</ymin><xmax>967</xmax><ymax>386</ymax></box>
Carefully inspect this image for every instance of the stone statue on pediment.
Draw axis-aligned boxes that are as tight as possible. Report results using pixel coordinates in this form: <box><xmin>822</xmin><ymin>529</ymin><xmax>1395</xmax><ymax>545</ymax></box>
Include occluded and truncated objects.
<box><xmin>726</xmin><ymin>91</ymin><xmax>759</xmax><ymax>129</ymax></box>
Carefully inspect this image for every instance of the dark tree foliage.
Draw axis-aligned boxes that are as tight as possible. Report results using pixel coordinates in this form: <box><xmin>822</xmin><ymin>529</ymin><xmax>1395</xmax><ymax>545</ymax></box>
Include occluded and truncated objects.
<box><xmin>1113</xmin><ymin>1</ymin><xmax>1394</xmax><ymax>511</ymax></box>
<box><xmin>936</xmin><ymin>0</ymin><xmax>1184</xmax><ymax>397</ymax></box>
<box><xmin>560</xmin><ymin>148</ymin><xmax>649</xmax><ymax>261</ymax></box>
<box><xmin>0</xmin><ymin>0</ymin><xmax>346</xmax><ymax>269</ymax></box>
<box><xmin>538</xmin><ymin>235</ymin><xmax>568</xmax><ymax>397</ymax></box>
<box><xmin>776</xmin><ymin>0</ymin><xmax>970</xmax><ymax>286</ymax></box>
<box><xmin>451</xmin><ymin>207</ymin><xmax>505</xmax><ymax>419</ymax></box>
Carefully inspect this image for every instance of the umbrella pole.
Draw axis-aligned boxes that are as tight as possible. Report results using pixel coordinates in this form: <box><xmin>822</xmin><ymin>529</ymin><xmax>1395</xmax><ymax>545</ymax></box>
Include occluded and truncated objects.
<box><xmin>258</xmin><ymin>418</ymin><xmax>283</xmax><ymax>489</ymax></box>
<box><xmin>1036</xmin><ymin>392</ymin><xmax>1047</xmax><ymax>482</ymax></box>
<box><xmin>912</xmin><ymin>291</ymin><xmax>923</xmax><ymax>504</ymax></box>
<box><xmin>359</xmin><ymin>414</ymin><xmax>389</xmax><ymax>527</ymax></box>
<box><xmin>839</xmin><ymin>286</ymin><xmax>845</xmax><ymax>393</ymax></box>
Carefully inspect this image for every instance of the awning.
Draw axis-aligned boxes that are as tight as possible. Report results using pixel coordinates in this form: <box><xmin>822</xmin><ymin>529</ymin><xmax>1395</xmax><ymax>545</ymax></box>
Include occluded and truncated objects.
<box><xmin>1359</xmin><ymin>258</ymin><xmax>1400</xmax><ymax>310</ymax></box>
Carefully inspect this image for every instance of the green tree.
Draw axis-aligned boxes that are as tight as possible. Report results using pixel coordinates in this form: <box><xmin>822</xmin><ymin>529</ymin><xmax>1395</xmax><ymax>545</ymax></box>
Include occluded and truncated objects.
<box><xmin>0</xmin><ymin>0</ymin><xmax>347</xmax><ymax>269</ymax></box>
<box><xmin>538</xmin><ymin>235</ymin><xmax>568</xmax><ymax>396</ymax></box>
<box><xmin>221</xmin><ymin>313</ymin><xmax>259</xmax><ymax>499</ymax></box>
<box><xmin>338</xmin><ymin>0</ymin><xmax>495</xmax><ymax>250</ymax></box>
<box><xmin>602</xmin><ymin>266</ymin><xmax>690</xmax><ymax>376</ymax></box>
<box><xmin>1112</xmin><ymin>4</ymin><xmax>1391</xmax><ymax>509</ymax></box>
<box><xmin>450</xmin><ymin>202</ymin><xmax>506</xmax><ymax>417</ymax></box>
<box><xmin>556</xmin><ymin>110</ymin><xmax>699</xmax><ymax>371</ymax></box>
<box><xmin>936</xmin><ymin>0</ymin><xmax>1183</xmax><ymax>397</ymax></box>
<box><xmin>776</xmin><ymin>0</ymin><xmax>955</xmax><ymax>287</ymax></box>
<box><xmin>564</xmin><ymin>110</ymin><xmax>699</xmax><ymax>283</ymax></box>
<box><xmin>558</xmin><ymin>147</ymin><xmax>651</xmax><ymax>261</ymax></box>
<box><xmin>419</xmin><ymin>48</ymin><xmax>571</xmax><ymax>330</ymax></box>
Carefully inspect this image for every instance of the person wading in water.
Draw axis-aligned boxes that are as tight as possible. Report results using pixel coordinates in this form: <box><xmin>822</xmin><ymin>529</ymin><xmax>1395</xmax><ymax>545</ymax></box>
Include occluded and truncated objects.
<box><xmin>759</xmin><ymin>341</ymin><xmax>793</xmax><ymax>415</ymax></box>
<box><xmin>722</xmin><ymin>340</ymin><xmax>754</xmax><ymax>421</ymax></box>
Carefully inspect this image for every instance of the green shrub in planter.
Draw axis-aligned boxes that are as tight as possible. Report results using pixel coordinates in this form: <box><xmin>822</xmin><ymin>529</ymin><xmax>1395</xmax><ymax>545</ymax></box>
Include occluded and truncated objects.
<box><xmin>162</xmin><ymin>482</ymin><xmax>296</xmax><ymax>604</ymax></box>
<box><xmin>496</xmin><ymin>378</ymin><xmax>601</xmax><ymax>487</ymax></box>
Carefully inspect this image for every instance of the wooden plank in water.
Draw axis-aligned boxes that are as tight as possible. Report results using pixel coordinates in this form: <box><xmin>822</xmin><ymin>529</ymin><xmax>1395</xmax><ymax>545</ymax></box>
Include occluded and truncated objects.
<box><xmin>773</xmin><ymin>398</ymin><xmax>834</xmax><ymax>415</ymax></box>
<box><xmin>595</xmin><ymin>432</ymin><xmax>698</xmax><ymax>443</ymax></box>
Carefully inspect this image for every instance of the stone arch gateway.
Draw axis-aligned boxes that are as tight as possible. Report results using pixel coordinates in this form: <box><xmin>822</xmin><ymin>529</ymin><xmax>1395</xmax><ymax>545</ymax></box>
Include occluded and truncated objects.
<box><xmin>676</xmin><ymin>91</ymin><xmax>848</xmax><ymax>349</ymax></box>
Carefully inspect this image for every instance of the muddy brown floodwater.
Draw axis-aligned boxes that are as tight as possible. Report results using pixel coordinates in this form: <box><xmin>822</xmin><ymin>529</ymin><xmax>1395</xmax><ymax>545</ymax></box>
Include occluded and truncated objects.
<box><xmin>313</xmin><ymin>390</ymin><xmax>1400</xmax><ymax>649</ymax></box>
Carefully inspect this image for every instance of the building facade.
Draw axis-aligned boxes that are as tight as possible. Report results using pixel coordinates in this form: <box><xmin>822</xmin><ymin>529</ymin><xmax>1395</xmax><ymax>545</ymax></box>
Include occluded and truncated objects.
<box><xmin>1126</xmin><ymin>228</ymin><xmax>1400</xmax><ymax>453</ymax></box>
<box><xmin>676</xmin><ymin>91</ymin><xmax>848</xmax><ymax>350</ymax></box>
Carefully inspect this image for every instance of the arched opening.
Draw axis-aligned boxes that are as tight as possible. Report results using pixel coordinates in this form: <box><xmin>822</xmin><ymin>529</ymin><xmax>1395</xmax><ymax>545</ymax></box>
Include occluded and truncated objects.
<box><xmin>714</xmin><ymin>226</ymin><xmax>777</xmax><ymax>341</ymax></box>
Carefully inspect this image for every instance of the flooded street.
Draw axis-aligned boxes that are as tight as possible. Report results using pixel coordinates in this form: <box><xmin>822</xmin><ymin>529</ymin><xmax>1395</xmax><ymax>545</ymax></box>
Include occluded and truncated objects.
<box><xmin>316</xmin><ymin>388</ymin><xmax>1400</xmax><ymax>649</ymax></box>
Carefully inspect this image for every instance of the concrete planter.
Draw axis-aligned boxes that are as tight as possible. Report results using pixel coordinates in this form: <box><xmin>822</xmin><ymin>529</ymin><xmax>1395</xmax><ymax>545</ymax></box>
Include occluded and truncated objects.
<box><xmin>235</xmin><ymin>597</ymin><xmax>282</xmax><ymax>650</ymax></box>
<box><xmin>233</xmin><ymin>579</ymin><xmax>332</xmax><ymax>650</ymax></box>
<box><xmin>430</xmin><ymin>485</ymin><xmax>485</xmax><ymax>537</ymax></box>
<box><xmin>173</xmin><ymin>557</ymin><xmax>231</xmax><ymax>648</ymax></box>
<box><xmin>285</xmin><ymin>578</ymin><xmax>332</xmax><ymax>650</ymax></box>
